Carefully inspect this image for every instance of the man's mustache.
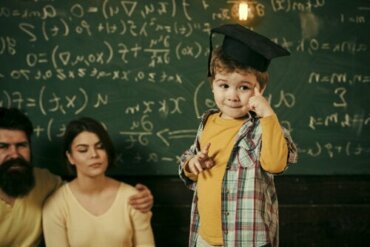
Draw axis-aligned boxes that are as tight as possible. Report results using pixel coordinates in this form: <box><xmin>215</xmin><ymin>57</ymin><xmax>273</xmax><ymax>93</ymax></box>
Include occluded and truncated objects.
<box><xmin>0</xmin><ymin>157</ymin><xmax>32</xmax><ymax>172</ymax></box>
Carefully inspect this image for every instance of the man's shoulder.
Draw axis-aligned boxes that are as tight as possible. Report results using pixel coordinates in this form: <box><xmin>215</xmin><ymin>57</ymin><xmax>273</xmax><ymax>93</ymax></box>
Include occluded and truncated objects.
<box><xmin>33</xmin><ymin>167</ymin><xmax>63</xmax><ymax>192</ymax></box>
<box><xmin>21</xmin><ymin>168</ymin><xmax>63</xmax><ymax>204</ymax></box>
<box><xmin>33</xmin><ymin>167</ymin><xmax>60</xmax><ymax>180</ymax></box>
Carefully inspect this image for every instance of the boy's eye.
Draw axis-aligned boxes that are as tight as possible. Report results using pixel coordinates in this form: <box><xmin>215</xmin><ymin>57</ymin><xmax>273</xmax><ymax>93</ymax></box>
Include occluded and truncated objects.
<box><xmin>239</xmin><ymin>85</ymin><xmax>252</xmax><ymax>91</ymax></box>
<box><xmin>96</xmin><ymin>143</ymin><xmax>104</xmax><ymax>149</ymax></box>
<box><xmin>220</xmin><ymin>84</ymin><xmax>229</xmax><ymax>89</ymax></box>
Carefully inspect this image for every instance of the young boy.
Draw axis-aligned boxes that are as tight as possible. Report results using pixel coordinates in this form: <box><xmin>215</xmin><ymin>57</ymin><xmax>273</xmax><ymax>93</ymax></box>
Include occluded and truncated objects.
<box><xmin>179</xmin><ymin>24</ymin><xmax>298</xmax><ymax>247</ymax></box>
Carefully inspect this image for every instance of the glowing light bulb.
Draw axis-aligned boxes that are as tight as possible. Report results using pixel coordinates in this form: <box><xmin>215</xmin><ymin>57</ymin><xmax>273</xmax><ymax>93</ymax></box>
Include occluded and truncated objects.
<box><xmin>239</xmin><ymin>2</ymin><xmax>249</xmax><ymax>21</ymax></box>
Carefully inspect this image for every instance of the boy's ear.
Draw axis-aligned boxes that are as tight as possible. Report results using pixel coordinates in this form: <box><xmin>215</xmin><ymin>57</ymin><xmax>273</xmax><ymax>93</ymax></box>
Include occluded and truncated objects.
<box><xmin>210</xmin><ymin>79</ymin><xmax>214</xmax><ymax>91</ymax></box>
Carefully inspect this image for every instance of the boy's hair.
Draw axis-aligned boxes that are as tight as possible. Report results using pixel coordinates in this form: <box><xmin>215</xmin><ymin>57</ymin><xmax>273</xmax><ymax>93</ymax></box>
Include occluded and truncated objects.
<box><xmin>62</xmin><ymin>117</ymin><xmax>116</xmax><ymax>176</ymax></box>
<box><xmin>209</xmin><ymin>47</ymin><xmax>269</xmax><ymax>89</ymax></box>
<box><xmin>0</xmin><ymin>107</ymin><xmax>34</xmax><ymax>142</ymax></box>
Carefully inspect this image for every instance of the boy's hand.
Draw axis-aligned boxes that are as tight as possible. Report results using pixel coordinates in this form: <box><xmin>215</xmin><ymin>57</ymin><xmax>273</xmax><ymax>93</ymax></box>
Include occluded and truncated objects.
<box><xmin>186</xmin><ymin>143</ymin><xmax>214</xmax><ymax>175</ymax></box>
<box><xmin>248</xmin><ymin>87</ymin><xmax>275</xmax><ymax>118</ymax></box>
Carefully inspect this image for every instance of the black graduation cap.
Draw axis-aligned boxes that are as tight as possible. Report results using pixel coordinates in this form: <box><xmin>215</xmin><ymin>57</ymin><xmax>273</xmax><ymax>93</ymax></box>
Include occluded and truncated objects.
<box><xmin>208</xmin><ymin>24</ymin><xmax>290</xmax><ymax>75</ymax></box>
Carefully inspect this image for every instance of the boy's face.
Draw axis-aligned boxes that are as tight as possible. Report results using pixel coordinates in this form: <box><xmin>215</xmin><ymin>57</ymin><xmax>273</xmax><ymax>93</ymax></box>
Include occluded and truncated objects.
<box><xmin>212</xmin><ymin>71</ymin><xmax>262</xmax><ymax>119</ymax></box>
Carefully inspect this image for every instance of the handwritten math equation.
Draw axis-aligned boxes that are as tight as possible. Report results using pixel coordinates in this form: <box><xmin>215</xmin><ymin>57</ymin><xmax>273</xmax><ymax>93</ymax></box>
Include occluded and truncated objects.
<box><xmin>1</xmin><ymin>0</ymin><xmax>369</xmax><ymax>172</ymax></box>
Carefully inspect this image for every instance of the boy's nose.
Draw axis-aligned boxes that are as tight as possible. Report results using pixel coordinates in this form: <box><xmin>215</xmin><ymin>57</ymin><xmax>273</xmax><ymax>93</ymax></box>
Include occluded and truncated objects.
<box><xmin>227</xmin><ymin>89</ymin><xmax>239</xmax><ymax>101</ymax></box>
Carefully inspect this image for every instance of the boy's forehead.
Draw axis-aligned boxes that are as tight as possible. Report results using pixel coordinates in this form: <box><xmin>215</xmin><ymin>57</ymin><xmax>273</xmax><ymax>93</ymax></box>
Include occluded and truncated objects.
<box><xmin>214</xmin><ymin>70</ymin><xmax>259</xmax><ymax>84</ymax></box>
<box><xmin>215</xmin><ymin>67</ymin><xmax>256</xmax><ymax>77</ymax></box>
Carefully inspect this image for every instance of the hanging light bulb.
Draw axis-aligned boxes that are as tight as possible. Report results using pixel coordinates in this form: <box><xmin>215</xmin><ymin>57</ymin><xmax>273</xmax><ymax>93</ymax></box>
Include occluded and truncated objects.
<box><xmin>239</xmin><ymin>2</ymin><xmax>249</xmax><ymax>21</ymax></box>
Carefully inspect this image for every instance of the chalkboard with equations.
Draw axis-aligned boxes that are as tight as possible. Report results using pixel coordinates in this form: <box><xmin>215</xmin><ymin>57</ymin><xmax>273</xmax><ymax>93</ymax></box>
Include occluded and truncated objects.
<box><xmin>1</xmin><ymin>0</ymin><xmax>369</xmax><ymax>175</ymax></box>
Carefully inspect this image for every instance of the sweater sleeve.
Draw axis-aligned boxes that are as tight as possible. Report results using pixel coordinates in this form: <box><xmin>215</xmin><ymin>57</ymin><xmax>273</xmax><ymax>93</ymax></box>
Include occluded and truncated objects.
<box><xmin>130</xmin><ymin>209</ymin><xmax>155</xmax><ymax>246</ymax></box>
<box><xmin>259</xmin><ymin>114</ymin><xmax>289</xmax><ymax>173</ymax></box>
<box><xmin>126</xmin><ymin>186</ymin><xmax>155</xmax><ymax>247</ymax></box>
<box><xmin>179</xmin><ymin>147</ymin><xmax>198</xmax><ymax>189</ymax></box>
<box><xmin>42</xmin><ymin>186</ymin><xmax>69</xmax><ymax>247</ymax></box>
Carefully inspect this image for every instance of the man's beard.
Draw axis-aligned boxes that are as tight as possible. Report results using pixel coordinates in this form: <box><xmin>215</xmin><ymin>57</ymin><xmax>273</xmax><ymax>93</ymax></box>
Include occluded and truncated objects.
<box><xmin>0</xmin><ymin>157</ymin><xmax>35</xmax><ymax>197</ymax></box>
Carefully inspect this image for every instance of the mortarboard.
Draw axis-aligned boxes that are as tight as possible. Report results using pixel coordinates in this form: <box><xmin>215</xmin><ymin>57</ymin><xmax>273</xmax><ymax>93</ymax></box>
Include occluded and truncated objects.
<box><xmin>208</xmin><ymin>23</ymin><xmax>290</xmax><ymax>75</ymax></box>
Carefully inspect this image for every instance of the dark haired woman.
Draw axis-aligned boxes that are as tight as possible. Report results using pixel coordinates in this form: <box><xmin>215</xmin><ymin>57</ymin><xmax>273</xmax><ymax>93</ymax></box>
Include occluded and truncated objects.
<box><xmin>43</xmin><ymin>117</ymin><xmax>155</xmax><ymax>247</ymax></box>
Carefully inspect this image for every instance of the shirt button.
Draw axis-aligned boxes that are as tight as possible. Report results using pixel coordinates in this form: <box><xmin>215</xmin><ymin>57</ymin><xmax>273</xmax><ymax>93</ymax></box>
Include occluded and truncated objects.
<box><xmin>225</xmin><ymin>211</ymin><xmax>229</xmax><ymax>216</ymax></box>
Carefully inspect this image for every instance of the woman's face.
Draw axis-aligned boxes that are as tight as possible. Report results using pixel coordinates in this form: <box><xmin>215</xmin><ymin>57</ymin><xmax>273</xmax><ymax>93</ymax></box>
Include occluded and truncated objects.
<box><xmin>66</xmin><ymin>131</ymin><xmax>108</xmax><ymax>178</ymax></box>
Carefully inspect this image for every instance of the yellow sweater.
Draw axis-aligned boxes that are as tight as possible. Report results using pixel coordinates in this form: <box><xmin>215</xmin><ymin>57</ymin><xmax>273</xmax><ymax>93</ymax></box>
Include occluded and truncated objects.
<box><xmin>188</xmin><ymin>113</ymin><xmax>288</xmax><ymax>245</ymax></box>
<box><xmin>0</xmin><ymin>168</ymin><xmax>62</xmax><ymax>247</ymax></box>
<box><xmin>42</xmin><ymin>182</ymin><xmax>155</xmax><ymax>247</ymax></box>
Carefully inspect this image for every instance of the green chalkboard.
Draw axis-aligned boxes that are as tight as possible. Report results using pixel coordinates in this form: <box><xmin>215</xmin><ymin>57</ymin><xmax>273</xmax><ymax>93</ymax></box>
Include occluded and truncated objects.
<box><xmin>1</xmin><ymin>0</ymin><xmax>369</xmax><ymax>175</ymax></box>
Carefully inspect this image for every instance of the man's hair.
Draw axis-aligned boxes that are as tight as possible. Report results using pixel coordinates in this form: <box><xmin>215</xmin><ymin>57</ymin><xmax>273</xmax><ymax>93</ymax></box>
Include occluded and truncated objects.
<box><xmin>209</xmin><ymin>47</ymin><xmax>269</xmax><ymax>90</ymax></box>
<box><xmin>0</xmin><ymin>107</ymin><xmax>34</xmax><ymax>142</ymax></box>
<box><xmin>63</xmin><ymin>117</ymin><xmax>116</xmax><ymax>176</ymax></box>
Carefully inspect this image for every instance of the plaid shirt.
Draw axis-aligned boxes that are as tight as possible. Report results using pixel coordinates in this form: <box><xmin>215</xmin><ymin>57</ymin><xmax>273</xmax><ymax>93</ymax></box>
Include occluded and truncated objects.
<box><xmin>179</xmin><ymin>110</ymin><xmax>298</xmax><ymax>247</ymax></box>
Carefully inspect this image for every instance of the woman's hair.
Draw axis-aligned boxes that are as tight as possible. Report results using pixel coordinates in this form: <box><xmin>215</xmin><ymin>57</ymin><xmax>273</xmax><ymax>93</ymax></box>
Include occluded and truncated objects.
<box><xmin>209</xmin><ymin>47</ymin><xmax>269</xmax><ymax>90</ymax></box>
<box><xmin>62</xmin><ymin>117</ymin><xmax>116</xmax><ymax>175</ymax></box>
